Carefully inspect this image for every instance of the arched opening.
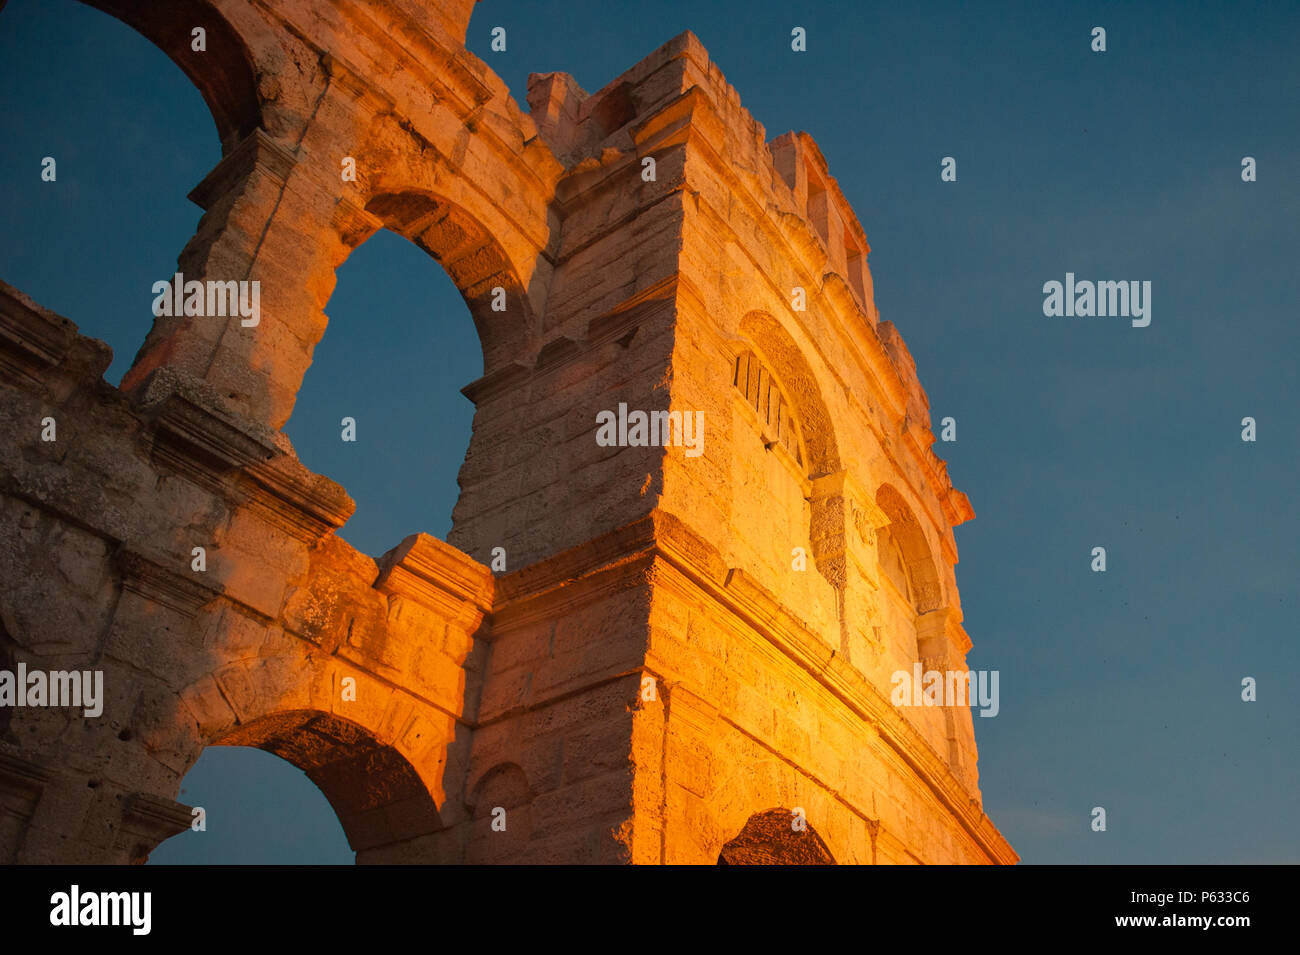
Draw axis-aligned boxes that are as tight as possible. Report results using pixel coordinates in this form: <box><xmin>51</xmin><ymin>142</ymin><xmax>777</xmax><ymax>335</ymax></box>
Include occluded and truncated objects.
<box><xmin>728</xmin><ymin>339</ymin><xmax>820</xmax><ymax>601</ymax></box>
<box><xmin>283</xmin><ymin>228</ymin><xmax>481</xmax><ymax>555</ymax></box>
<box><xmin>0</xmin><ymin>0</ymin><xmax>221</xmax><ymax>385</ymax></box>
<box><xmin>282</xmin><ymin>187</ymin><xmax>539</xmax><ymax>556</ymax></box>
<box><xmin>878</xmin><ymin>522</ymin><xmax>916</xmax><ymax>607</ymax></box>
<box><xmin>284</xmin><ymin>189</ymin><xmax>536</xmax><ymax>557</ymax></box>
<box><xmin>875</xmin><ymin>483</ymin><xmax>943</xmax><ymax>679</ymax></box>
<box><xmin>149</xmin><ymin>710</ymin><xmax>442</xmax><ymax>865</ymax></box>
<box><xmin>77</xmin><ymin>0</ymin><xmax>264</xmax><ymax>151</ymax></box>
<box><xmin>147</xmin><ymin>747</ymin><xmax>352</xmax><ymax>864</ymax></box>
<box><xmin>874</xmin><ymin>484</ymin><xmax>942</xmax><ymax>616</ymax></box>
<box><xmin>361</xmin><ymin>191</ymin><xmax>534</xmax><ymax>374</ymax></box>
<box><xmin>717</xmin><ymin>808</ymin><xmax>837</xmax><ymax>865</ymax></box>
<box><xmin>736</xmin><ymin>311</ymin><xmax>844</xmax><ymax>591</ymax></box>
<box><xmin>737</xmin><ymin>312</ymin><xmax>840</xmax><ymax>479</ymax></box>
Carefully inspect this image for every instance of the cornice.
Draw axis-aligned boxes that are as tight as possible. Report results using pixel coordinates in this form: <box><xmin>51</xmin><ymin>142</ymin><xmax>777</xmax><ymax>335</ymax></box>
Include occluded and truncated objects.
<box><xmin>115</xmin><ymin>546</ymin><xmax>224</xmax><ymax>618</ymax></box>
<box><xmin>188</xmin><ymin>127</ymin><xmax>299</xmax><ymax>211</ymax></box>
<box><xmin>374</xmin><ymin>533</ymin><xmax>494</xmax><ymax>634</ymax></box>
<box><xmin>649</xmin><ymin>511</ymin><xmax>1016</xmax><ymax>864</ymax></box>
<box><xmin>480</xmin><ymin>510</ymin><xmax>1014</xmax><ymax>863</ymax></box>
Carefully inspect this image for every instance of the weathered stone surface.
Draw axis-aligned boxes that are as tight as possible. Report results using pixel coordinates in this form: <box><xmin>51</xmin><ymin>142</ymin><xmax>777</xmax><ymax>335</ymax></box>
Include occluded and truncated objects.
<box><xmin>0</xmin><ymin>1</ymin><xmax>1013</xmax><ymax>864</ymax></box>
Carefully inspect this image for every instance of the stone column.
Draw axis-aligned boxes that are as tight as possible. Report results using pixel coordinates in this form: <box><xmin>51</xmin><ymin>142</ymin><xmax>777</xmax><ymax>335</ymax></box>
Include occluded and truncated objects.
<box><xmin>915</xmin><ymin>606</ymin><xmax>981</xmax><ymax>798</ymax></box>
<box><xmin>809</xmin><ymin>470</ymin><xmax>892</xmax><ymax>680</ymax></box>
<box><xmin>120</xmin><ymin>127</ymin><xmax>348</xmax><ymax>430</ymax></box>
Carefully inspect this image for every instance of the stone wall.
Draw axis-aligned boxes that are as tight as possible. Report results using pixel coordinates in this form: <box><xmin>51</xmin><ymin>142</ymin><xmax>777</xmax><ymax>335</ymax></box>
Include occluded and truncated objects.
<box><xmin>0</xmin><ymin>1</ymin><xmax>1014</xmax><ymax>865</ymax></box>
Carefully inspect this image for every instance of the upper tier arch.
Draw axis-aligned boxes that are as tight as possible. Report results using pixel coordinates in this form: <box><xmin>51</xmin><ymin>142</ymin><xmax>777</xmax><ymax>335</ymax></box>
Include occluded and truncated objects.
<box><xmin>78</xmin><ymin>0</ymin><xmax>312</xmax><ymax>151</ymax></box>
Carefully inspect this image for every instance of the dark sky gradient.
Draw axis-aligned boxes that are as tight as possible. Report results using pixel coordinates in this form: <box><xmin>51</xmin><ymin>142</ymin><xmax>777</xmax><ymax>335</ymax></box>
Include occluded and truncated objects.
<box><xmin>1</xmin><ymin>0</ymin><xmax>1296</xmax><ymax>864</ymax></box>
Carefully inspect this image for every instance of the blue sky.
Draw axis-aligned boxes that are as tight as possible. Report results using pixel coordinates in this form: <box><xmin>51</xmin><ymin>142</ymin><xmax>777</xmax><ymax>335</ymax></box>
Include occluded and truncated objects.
<box><xmin>1</xmin><ymin>0</ymin><xmax>1296</xmax><ymax>864</ymax></box>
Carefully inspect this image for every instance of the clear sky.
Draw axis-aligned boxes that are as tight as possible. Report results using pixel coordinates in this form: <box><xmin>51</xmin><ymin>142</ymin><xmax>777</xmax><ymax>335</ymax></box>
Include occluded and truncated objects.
<box><xmin>1</xmin><ymin>0</ymin><xmax>1296</xmax><ymax>864</ymax></box>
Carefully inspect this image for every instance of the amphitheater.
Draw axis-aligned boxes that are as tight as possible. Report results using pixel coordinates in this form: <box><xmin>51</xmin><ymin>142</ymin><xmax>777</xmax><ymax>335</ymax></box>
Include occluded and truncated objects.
<box><xmin>0</xmin><ymin>0</ymin><xmax>1016</xmax><ymax>865</ymax></box>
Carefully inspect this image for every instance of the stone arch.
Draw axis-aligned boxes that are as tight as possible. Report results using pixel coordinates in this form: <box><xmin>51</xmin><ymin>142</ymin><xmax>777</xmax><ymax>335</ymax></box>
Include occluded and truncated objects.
<box><xmin>212</xmin><ymin>709</ymin><xmax>442</xmax><ymax>860</ymax></box>
<box><xmin>717</xmin><ymin>808</ymin><xmax>837</xmax><ymax>865</ymax></box>
<box><xmin>703</xmin><ymin>755</ymin><xmax>850</xmax><ymax>865</ymax></box>
<box><xmin>875</xmin><ymin>483</ymin><xmax>942</xmax><ymax>614</ymax></box>
<box><xmin>351</xmin><ymin>191</ymin><xmax>536</xmax><ymax>375</ymax></box>
<box><xmin>159</xmin><ymin>632</ymin><xmax>470</xmax><ymax>864</ymax></box>
<box><xmin>69</xmin><ymin>0</ymin><xmax>317</xmax><ymax>431</ymax></box>
<box><xmin>283</xmin><ymin>224</ymin><xmax>483</xmax><ymax>555</ymax></box>
<box><xmin>77</xmin><ymin>0</ymin><xmax>307</xmax><ymax>151</ymax></box>
<box><xmin>878</xmin><ymin>523</ymin><xmax>914</xmax><ymax>605</ymax></box>
<box><xmin>88</xmin><ymin>3</ymin><xmax>555</xmax><ymax>432</ymax></box>
<box><xmin>737</xmin><ymin>310</ymin><xmax>845</xmax><ymax>590</ymax></box>
<box><xmin>738</xmin><ymin>311</ymin><xmax>840</xmax><ymax>478</ymax></box>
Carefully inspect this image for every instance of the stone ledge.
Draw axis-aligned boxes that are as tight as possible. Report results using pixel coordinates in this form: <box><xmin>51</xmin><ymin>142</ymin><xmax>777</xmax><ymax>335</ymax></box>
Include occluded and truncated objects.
<box><xmin>479</xmin><ymin>508</ymin><xmax>1014</xmax><ymax>862</ymax></box>
<box><xmin>647</xmin><ymin>511</ymin><xmax>1018</xmax><ymax>865</ymax></box>
<box><xmin>586</xmin><ymin>276</ymin><xmax>677</xmax><ymax>347</ymax></box>
<box><xmin>121</xmin><ymin>791</ymin><xmax>195</xmax><ymax>861</ymax></box>
<box><xmin>0</xmin><ymin>280</ymin><xmax>113</xmax><ymax>390</ymax></box>
<box><xmin>116</xmin><ymin>546</ymin><xmax>225</xmax><ymax>618</ymax></box>
<box><xmin>188</xmin><ymin>127</ymin><xmax>299</xmax><ymax>211</ymax></box>
<box><xmin>533</xmin><ymin>335</ymin><xmax>583</xmax><ymax>374</ymax></box>
<box><xmin>241</xmin><ymin>452</ymin><xmax>355</xmax><ymax>543</ymax></box>
<box><xmin>0</xmin><ymin>280</ymin><xmax>77</xmax><ymax>370</ymax></box>
<box><xmin>375</xmin><ymin>533</ymin><xmax>495</xmax><ymax>630</ymax></box>
<box><xmin>461</xmin><ymin>361</ymin><xmax>530</xmax><ymax>406</ymax></box>
<box><xmin>136</xmin><ymin>367</ymin><xmax>278</xmax><ymax>473</ymax></box>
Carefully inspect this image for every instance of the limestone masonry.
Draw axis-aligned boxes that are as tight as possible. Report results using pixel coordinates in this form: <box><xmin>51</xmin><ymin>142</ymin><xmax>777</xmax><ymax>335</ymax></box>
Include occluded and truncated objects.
<box><xmin>0</xmin><ymin>0</ymin><xmax>1016</xmax><ymax>864</ymax></box>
